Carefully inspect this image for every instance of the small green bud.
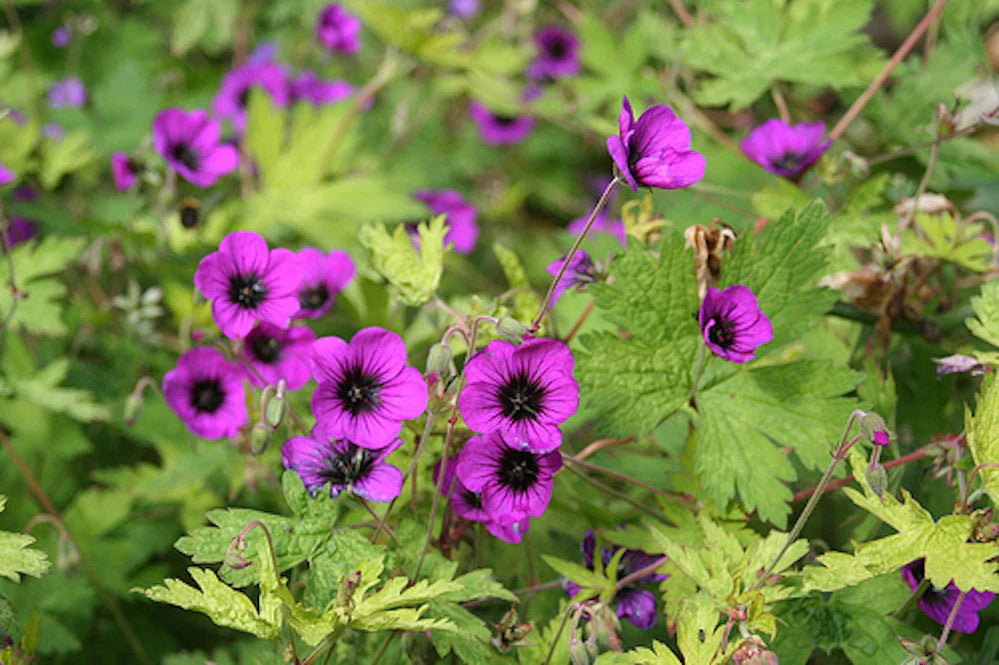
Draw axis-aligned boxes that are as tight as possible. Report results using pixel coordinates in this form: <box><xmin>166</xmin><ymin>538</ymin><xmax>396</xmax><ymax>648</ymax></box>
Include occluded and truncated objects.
<box><xmin>568</xmin><ymin>638</ymin><xmax>596</xmax><ymax>665</ymax></box>
<box><xmin>496</xmin><ymin>316</ymin><xmax>530</xmax><ymax>343</ymax></box>
<box><xmin>124</xmin><ymin>391</ymin><xmax>144</xmax><ymax>427</ymax></box>
<box><xmin>250</xmin><ymin>422</ymin><xmax>270</xmax><ymax>454</ymax></box>
<box><xmin>264</xmin><ymin>381</ymin><xmax>286</xmax><ymax>428</ymax></box>
<box><xmin>866</xmin><ymin>461</ymin><xmax>888</xmax><ymax>499</ymax></box>
<box><xmin>426</xmin><ymin>342</ymin><xmax>453</xmax><ymax>379</ymax></box>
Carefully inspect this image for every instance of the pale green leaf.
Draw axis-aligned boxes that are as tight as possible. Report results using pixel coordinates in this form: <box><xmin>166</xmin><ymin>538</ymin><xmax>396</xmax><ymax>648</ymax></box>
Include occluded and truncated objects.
<box><xmin>676</xmin><ymin>592</ymin><xmax>724</xmax><ymax>665</ymax></box>
<box><xmin>0</xmin><ymin>237</ymin><xmax>85</xmax><ymax>336</ymax></box>
<box><xmin>493</xmin><ymin>244</ymin><xmax>540</xmax><ymax>324</ymax></box>
<box><xmin>967</xmin><ymin>373</ymin><xmax>999</xmax><ymax>507</ymax></box>
<box><xmin>359</xmin><ymin>215</ymin><xmax>448</xmax><ymax>306</ymax></box>
<box><xmin>0</xmin><ymin>496</ymin><xmax>50</xmax><ymax>582</ymax></box>
<box><xmin>967</xmin><ymin>279</ymin><xmax>999</xmax><ymax>350</ymax></box>
<box><xmin>595</xmin><ymin>641</ymin><xmax>683</xmax><ymax>665</ymax></box>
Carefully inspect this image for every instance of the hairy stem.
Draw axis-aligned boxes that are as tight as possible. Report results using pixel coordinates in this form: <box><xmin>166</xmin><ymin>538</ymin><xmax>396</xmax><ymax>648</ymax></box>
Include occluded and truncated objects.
<box><xmin>614</xmin><ymin>556</ymin><xmax>667</xmax><ymax>591</ymax></box>
<box><xmin>790</xmin><ymin>448</ymin><xmax>928</xmax><ymax>503</ymax></box>
<box><xmin>543</xmin><ymin>604</ymin><xmax>577</xmax><ymax>665</ymax></box>
<box><xmin>936</xmin><ymin>590</ymin><xmax>966</xmax><ymax>651</ymax></box>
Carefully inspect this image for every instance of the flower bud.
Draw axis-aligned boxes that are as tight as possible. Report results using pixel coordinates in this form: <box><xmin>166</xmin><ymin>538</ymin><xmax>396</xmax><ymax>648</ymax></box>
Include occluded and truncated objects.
<box><xmin>250</xmin><ymin>422</ymin><xmax>270</xmax><ymax>454</ymax></box>
<box><xmin>568</xmin><ymin>637</ymin><xmax>597</xmax><ymax>665</ymax></box>
<box><xmin>124</xmin><ymin>391</ymin><xmax>144</xmax><ymax>427</ymax></box>
<box><xmin>858</xmin><ymin>411</ymin><xmax>890</xmax><ymax>446</ymax></box>
<box><xmin>496</xmin><ymin>316</ymin><xmax>530</xmax><ymax>343</ymax></box>
<box><xmin>866</xmin><ymin>461</ymin><xmax>888</xmax><ymax>499</ymax></box>
<box><xmin>263</xmin><ymin>380</ymin><xmax>287</xmax><ymax>429</ymax></box>
<box><xmin>426</xmin><ymin>342</ymin><xmax>453</xmax><ymax>378</ymax></box>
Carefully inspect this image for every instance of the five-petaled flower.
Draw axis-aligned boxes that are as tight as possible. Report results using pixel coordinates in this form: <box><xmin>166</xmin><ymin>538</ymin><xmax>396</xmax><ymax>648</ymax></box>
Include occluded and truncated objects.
<box><xmin>435</xmin><ymin>458</ymin><xmax>531</xmax><ymax>544</ymax></box>
<box><xmin>901</xmin><ymin>559</ymin><xmax>996</xmax><ymax>634</ymax></box>
<box><xmin>214</xmin><ymin>61</ymin><xmax>291</xmax><ymax>132</ymax></box>
<box><xmin>111</xmin><ymin>152</ymin><xmax>140</xmax><ymax>191</ymax></box>
<box><xmin>291</xmin><ymin>71</ymin><xmax>354</xmax><ymax>107</ymax></box>
<box><xmin>293</xmin><ymin>247</ymin><xmax>356</xmax><ymax>320</ymax></box>
<box><xmin>194</xmin><ymin>231</ymin><xmax>303</xmax><ymax>339</ymax></box>
<box><xmin>282</xmin><ymin>430</ymin><xmax>403</xmax><ymax>502</ymax></box>
<box><xmin>316</xmin><ymin>3</ymin><xmax>361</xmax><ymax>54</ymax></box>
<box><xmin>606</xmin><ymin>96</ymin><xmax>705</xmax><ymax>192</ymax></box>
<box><xmin>242</xmin><ymin>323</ymin><xmax>316</xmax><ymax>390</ymax></box>
<box><xmin>698</xmin><ymin>285</ymin><xmax>774</xmax><ymax>363</ymax></box>
<box><xmin>153</xmin><ymin>108</ymin><xmax>239</xmax><ymax>187</ymax></box>
<box><xmin>740</xmin><ymin>119</ymin><xmax>831</xmax><ymax>180</ymax></box>
<box><xmin>545</xmin><ymin>250</ymin><xmax>598</xmax><ymax>306</ymax></box>
<box><xmin>459</xmin><ymin>337</ymin><xmax>579</xmax><ymax>452</ymax></box>
<box><xmin>414</xmin><ymin>189</ymin><xmax>479</xmax><ymax>254</ymax></box>
<box><xmin>529</xmin><ymin>25</ymin><xmax>580</xmax><ymax>80</ymax></box>
<box><xmin>468</xmin><ymin>101</ymin><xmax>535</xmax><ymax>146</ymax></box>
<box><xmin>310</xmin><ymin>327</ymin><xmax>428</xmax><ymax>448</ymax></box>
<box><xmin>163</xmin><ymin>347</ymin><xmax>248</xmax><ymax>440</ymax></box>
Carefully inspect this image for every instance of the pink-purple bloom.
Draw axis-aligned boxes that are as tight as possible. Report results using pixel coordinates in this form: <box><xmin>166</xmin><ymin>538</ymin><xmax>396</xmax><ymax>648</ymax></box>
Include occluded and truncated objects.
<box><xmin>567</xmin><ymin>211</ymin><xmax>626</xmax><ymax>247</ymax></box>
<box><xmin>316</xmin><ymin>3</ymin><xmax>361</xmax><ymax>54</ymax></box>
<box><xmin>413</xmin><ymin>189</ymin><xmax>479</xmax><ymax>254</ymax></box>
<box><xmin>52</xmin><ymin>26</ymin><xmax>71</xmax><ymax>48</ymax></box>
<box><xmin>606</xmin><ymin>96</ymin><xmax>705</xmax><ymax>192</ymax></box>
<box><xmin>282</xmin><ymin>431</ymin><xmax>402</xmax><ymax>502</ymax></box>
<box><xmin>162</xmin><ymin>347</ymin><xmax>248</xmax><ymax>440</ymax></box>
<box><xmin>242</xmin><ymin>323</ymin><xmax>316</xmax><ymax>390</ymax></box>
<box><xmin>459</xmin><ymin>337</ymin><xmax>579</xmax><ymax>452</ymax></box>
<box><xmin>698</xmin><ymin>285</ymin><xmax>774</xmax><ymax>363</ymax></box>
<box><xmin>290</xmin><ymin>71</ymin><xmax>354</xmax><ymax>107</ymax></box>
<box><xmin>456</xmin><ymin>430</ymin><xmax>562</xmax><ymax>524</ymax></box>
<box><xmin>4</xmin><ymin>218</ymin><xmax>38</xmax><ymax>248</ymax></box>
<box><xmin>740</xmin><ymin>119</ymin><xmax>831</xmax><ymax>180</ymax></box>
<box><xmin>901</xmin><ymin>559</ymin><xmax>995</xmax><ymax>634</ymax></box>
<box><xmin>468</xmin><ymin>102</ymin><xmax>534</xmax><ymax>146</ymax></box>
<box><xmin>448</xmin><ymin>0</ymin><xmax>480</xmax><ymax>18</ymax></box>
<box><xmin>47</xmin><ymin>77</ymin><xmax>87</xmax><ymax>109</ymax></box>
<box><xmin>293</xmin><ymin>247</ymin><xmax>355</xmax><ymax>319</ymax></box>
<box><xmin>153</xmin><ymin>108</ymin><xmax>239</xmax><ymax>187</ymax></box>
<box><xmin>214</xmin><ymin>61</ymin><xmax>291</xmax><ymax>131</ymax></box>
<box><xmin>194</xmin><ymin>231</ymin><xmax>303</xmax><ymax>339</ymax></box>
<box><xmin>435</xmin><ymin>458</ymin><xmax>531</xmax><ymax>544</ymax></box>
<box><xmin>545</xmin><ymin>251</ymin><xmax>597</xmax><ymax>306</ymax></box>
<box><xmin>0</xmin><ymin>162</ymin><xmax>14</xmax><ymax>186</ymax></box>
<box><xmin>110</xmin><ymin>152</ymin><xmax>140</xmax><ymax>191</ymax></box>
<box><xmin>310</xmin><ymin>327</ymin><xmax>428</xmax><ymax>449</ymax></box>
<box><xmin>529</xmin><ymin>26</ymin><xmax>580</xmax><ymax>80</ymax></box>
<box><xmin>934</xmin><ymin>354</ymin><xmax>987</xmax><ymax>378</ymax></box>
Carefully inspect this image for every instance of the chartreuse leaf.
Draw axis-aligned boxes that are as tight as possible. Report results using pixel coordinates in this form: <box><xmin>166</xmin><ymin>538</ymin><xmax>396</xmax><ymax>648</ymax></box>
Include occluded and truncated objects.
<box><xmin>541</xmin><ymin>554</ymin><xmax>611</xmax><ymax>603</ymax></box>
<box><xmin>0</xmin><ymin>496</ymin><xmax>50</xmax><ymax>582</ymax></box>
<box><xmin>903</xmin><ymin>212</ymin><xmax>993</xmax><ymax>272</ymax></box>
<box><xmin>676</xmin><ymin>592</ymin><xmax>725</xmax><ymax>665</ymax></box>
<box><xmin>493</xmin><ymin>243</ymin><xmax>541</xmax><ymax>324</ymax></box>
<box><xmin>966</xmin><ymin>373</ymin><xmax>999</xmax><ymax>507</ymax></box>
<box><xmin>360</xmin><ymin>215</ymin><xmax>448</xmax><ymax>306</ymax></box>
<box><xmin>967</xmin><ymin>279</ymin><xmax>999</xmax><ymax>350</ymax></box>
<box><xmin>39</xmin><ymin>130</ymin><xmax>97</xmax><ymax>188</ymax></box>
<box><xmin>805</xmin><ymin>449</ymin><xmax>999</xmax><ymax>593</ymax></box>
<box><xmin>595</xmin><ymin>641</ymin><xmax>682</xmax><ymax>665</ymax></box>
<box><xmin>0</xmin><ymin>236</ymin><xmax>85</xmax><ymax>336</ymax></box>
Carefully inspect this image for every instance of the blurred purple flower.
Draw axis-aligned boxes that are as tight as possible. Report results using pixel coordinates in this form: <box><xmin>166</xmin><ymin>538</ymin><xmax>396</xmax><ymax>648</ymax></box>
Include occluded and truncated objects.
<box><xmin>4</xmin><ymin>218</ymin><xmax>38</xmax><ymax>248</ymax></box>
<box><xmin>414</xmin><ymin>189</ymin><xmax>479</xmax><ymax>254</ymax></box>
<box><xmin>567</xmin><ymin>211</ymin><xmax>626</xmax><ymax>247</ymax></box>
<box><xmin>291</xmin><ymin>71</ymin><xmax>354</xmax><ymax>107</ymax></box>
<box><xmin>699</xmin><ymin>285</ymin><xmax>773</xmax><ymax>363</ymax></box>
<box><xmin>740</xmin><ymin>119</ymin><xmax>831</xmax><ymax>180</ymax></box>
<box><xmin>163</xmin><ymin>347</ymin><xmax>248</xmax><ymax>440</ymax></box>
<box><xmin>293</xmin><ymin>247</ymin><xmax>356</xmax><ymax>319</ymax></box>
<box><xmin>934</xmin><ymin>354</ymin><xmax>987</xmax><ymax>378</ymax></box>
<box><xmin>468</xmin><ymin>101</ymin><xmax>534</xmax><ymax>145</ymax></box>
<box><xmin>194</xmin><ymin>231</ymin><xmax>302</xmax><ymax>339</ymax></box>
<box><xmin>0</xmin><ymin>162</ymin><xmax>14</xmax><ymax>186</ymax></box>
<box><xmin>902</xmin><ymin>559</ymin><xmax>995</xmax><ymax>633</ymax></box>
<box><xmin>110</xmin><ymin>152</ymin><xmax>140</xmax><ymax>191</ymax></box>
<box><xmin>282</xmin><ymin>431</ymin><xmax>403</xmax><ymax>501</ymax></box>
<box><xmin>529</xmin><ymin>25</ymin><xmax>580</xmax><ymax>79</ymax></box>
<box><xmin>153</xmin><ymin>108</ymin><xmax>239</xmax><ymax>187</ymax></box>
<box><xmin>248</xmin><ymin>41</ymin><xmax>279</xmax><ymax>64</ymax></box>
<box><xmin>546</xmin><ymin>250</ymin><xmax>597</xmax><ymax>306</ymax></box>
<box><xmin>448</xmin><ymin>0</ymin><xmax>480</xmax><ymax>18</ymax></box>
<box><xmin>242</xmin><ymin>322</ymin><xmax>316</xmax><ymax>390</ymax></box>
<box><xmin>607</xmin><ymin>96</ymin><xmax>705</xmax><ymax>192</ymax></box>
<box><xmin>214</xmin><ymin>61</ymin><xmax>290</xmax><ymax>131</ymax></box>
<box><xmin>47</xmin><ymin>77</ymin><xmax>87</xmax><ymax>108</ymax></box>
<box><xmin>52</xmin><ymin>26</ymin><xmax>71</xmax><ymax>48</ymax></box>
<box><xmin>316</xmin><ymin>3</ymin><xmax>361</xmax><ymax>54</ymax></box>
<box><xmin>42</xmin><ymin>123</ymin><xmax>64</xmax><ymax>140</ymax></box>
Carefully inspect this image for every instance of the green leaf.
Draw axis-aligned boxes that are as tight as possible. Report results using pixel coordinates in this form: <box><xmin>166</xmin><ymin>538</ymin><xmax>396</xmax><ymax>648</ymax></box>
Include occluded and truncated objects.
<box><xmin>966</xmin><ymin>373</ymin><xmax>999</xmax><ymax>507</ymax></box>
<box><xmin>967</xmin><ymin>279</ymin><xmax>999</xmax><ymax>350</ymax></box>
<box><xmin>2</xmin><ymin>357</ymin><xmax>109</xmax><ymax>421</ymax></box>
<box><xmin>359</xmin><ymin>215</ymin><xmax>448</xmax><ymax>306</ymax></box>
<box><xmin>902</xmin><ymin>212</ymin><xmax>993</xmax><ymax>272</ymax></box>
<box><xmin>0</xmin><ymin>236</ymin><xmax>86</xmax><ymax>336</ymax></box>
<box><xmin>39</xmin><ymin>131</ymin><xmax>97</xmax><ymax>189</ymax></box>
<box><xmin>428</xmin><ymin>603</ymin><xmax>509</xmax><ymax>665</ymax></box>
<box><xmin>170</xmin><ymin>0</ymin><xmax>237</xmax><ymax>55</ymax></box>
<box><xmin>541</xmin><ymin>554</ymin><xmax>611</xmax><ymax>601</ymax></box>
<box><xmin>493</xmin><ymin>244</ymin><xmax>541</xmax><ymax>324</ymax></box>
<box><xmin>595</xmin><ymin>641</ymin><xmax>682</xmax><ymax>665</ymax></box>
<box><xmin>0</xmin><ymin>496</ymin><xmax>50</xmax><ymax>582</ymax></box>
<box><xmin>676</xmin><ymin>592</ymin><xmax>724</xmax><ymax>665</ymax></box>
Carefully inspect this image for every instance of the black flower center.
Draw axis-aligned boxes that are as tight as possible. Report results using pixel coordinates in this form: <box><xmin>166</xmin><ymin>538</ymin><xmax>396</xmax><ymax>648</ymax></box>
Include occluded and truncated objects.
<box><xmin>170</xmin><ymin>142</ymin><xmax>200</xmax><ymax>171</ymax></box>
<box><xmin>497</xmin><ymin>371</ymin><xmax>545</xmax><ymax>422</ymax></box>
<box><xmin>497</xmin><ymin>448</ymin><xmax>540</xmax><ymax>492</ymax></box>
<box><xmin>248</xmin><ymin>332</ymin><xmax>282</xmax><ymax>364</ymax></box>
<box><xmin>299</xmin><ymin>284</ymin><xmax>330</xmax><ymax>310</ymax></box>
<box><xmin>463</xmin><ymin>489</ymin><xmax>484</xmax><ymax>510</ymax></box>
<box><xmin>319</xmin><ymin>443</ymin><xmax>376</xmax><ymax>486</ymax></box>
<box><xmin>190</xmin><ymin>379</ymin><xmax>225</xmax><ymax>413</ymax></box>
<box><xmin>547</xmin><ymin>38</ymin><xmax>568</xmax><ymax>59</ymax></box>
<box><xmin>708</xmin><ymin>318</ymin><xmax>736</xmax><ymax>348</ymax></box>
<box><xmin>337</xmin><ymin>365</ymin><xmax>381</xmax><ymax>416</ymax></box>
<box><xmin>237</xmin><ymin>86</ymin><xmax>251</xmax><ymax>109</ymax></box>
<box><xmin>773</xmin><ymin>152</ymin><xmax>803</xmax><ymax>174</ymax></box>
<box><xmin>228</xmin><ymin>274</ymin><xmax>267</xmax><ymax>309</ymax></box>
<box><xmin>493</xmin><ymin>114</ymin><xmax>518</xmax><ymax>127</ymax></box>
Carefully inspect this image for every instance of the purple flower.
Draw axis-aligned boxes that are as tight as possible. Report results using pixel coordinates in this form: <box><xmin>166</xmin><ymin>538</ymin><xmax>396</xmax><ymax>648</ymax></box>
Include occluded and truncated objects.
<box><xmin>545</xmin><ymin>251</ymin><xmax>597</xmax><ymax>306</ymax></box>
<box><xmin>469</xmin><ymin>102</ymin><xmax>534</xmax><ymax>146</ymax></box>
<box><xmin>42</xmin><ymin>123</ymin><xmax>64</xmax><ymax>141</ymax></box>
<box><xmin>902</xmin><ymin>559</ymin><xmax>995</xmax><ymax>634</ymax></box>
<box><xmin>740</xmin><ymin>119</ymin><xmax>831</xmax><ymax>180</ymax></box>
<box><xmin>567</xmin><ymin>211</ymin><xmax>627</xmax><ymax>247</ymax></box>
<box><xmin>153</xmin><ymin>108</ymin><xmax>240</xmax><ymax>187</ymax></box>
<box><xmin>293</xmin><ymin>247</ymin><xmax>356</xmax><ymax>319</ymax></box>
<box><xmin>872</xmin><ymin>430</ymin><xmax>891</xmax><ymax>447</ymax></box>
<box><xmin>529</xmin><ymin>26</ymin><xmax>580</xmax><ymax>80</ymax></box>
<box><xmin>316</xmin><ymin>3</ymin><xmax>361</xmax><ymax>54</ymax></box>
<box><xmin>435</xmin><ymin>458</ymin><xmax>532</xmax><ymax>543</ymax></box>
<box><xmin>282</xmin><ymin>431</ymin><xmax>402</xmax><ymax>501</ymax></box>
<box><xmin>606</xmin><ymin>96</ymin><xmax>705</xmax><ymax>192</ymax></box>
<box><xmin>448</xmin><ymin>0</ymin><xmax>480</xmax><ymax>18</ymax></box>
<box><xmin>194</xmin><ymin>231</ymin><xmax>303</xmax><ymax>339</ymax></box>
<box><xmin>698</xmin><ymin>285</ymin><xmax>774</xmax><ymax>363</ymax></box>
<box><xmin>214</xmin><ymin>61</ymin><xmax>290</xmax><ymax>132</ymax></box>
<box><xmin>310</xmin><ymin>327</ymin><xmax>428</xmax><ymax>449</ymax></box>
<box><xmin>163</xmin><ymin>347</ymin><xmax>248</xmax><ymax>440</ymax></box>
<box><xmin>459</xmin><ymin>337</ymin><xmax>579</xmax><ymax>452</ymax></box>
<box><xmin>47</xmin><ymin>77</ymin><xmax>87</xmax><ymax>109</ymax></box>
<box><xmin>456</xmin><ymin>430</ymin><xmax>562</xmax><ymax>523</ymax></box>
<box><xmin>52</xmin><ymin>26</ymin><xmax>71</xmax><ymax>48</ymax></box>
<box><xmin>249</xmin><ymin>41</ymin><xmax>279</xmax><ymax>64</ymax></box>
<box><xmin>110</xmin><ymin>152</ymin><xmax>140</xmax><ymax>191</ymax></box>
<box><xmin>242</xmin><ymin>323</ymin><xmax>316</xmax><ymax>390</ymax></box>
<box><xmin>291</xmin><ymin>71</ymin><xmax>354</xmax><ymax>107</ymax></box>
<box><xmin>564</xmin><ymin>531</ymin><xmax>666</xmax><ymax>629</ymax></box>
<box><xmin>413</xmin><ymin>189</ymin><xmax>479</xmax><ymax>254</ymax></box>
<box><xmin>4</xmin><ymin>218</ymin><xmax>38</xmax><ymax>248</ymax></box>
<box><xmin>934</xmin><ymin>354</ymin><xmax>987</xmax><ymax>378</ymax></box>
<box><xmin>0</xmin><ymin>162</ymin><xmax>14</xmax><ymax>186</ymax></box>
<box><xmin>484</xmin><ymin>518</ymin><xmax>531</xmax><ymax>544</ymax></box>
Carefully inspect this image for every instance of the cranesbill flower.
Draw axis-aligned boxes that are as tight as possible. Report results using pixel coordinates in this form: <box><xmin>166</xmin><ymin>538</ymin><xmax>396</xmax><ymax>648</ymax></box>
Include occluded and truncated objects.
<box><xmin>414</xmin><ymin>189</ymin><xmax>479</xmax><ymax>254</ymax></box>
<box><xmin>153</xmin><ymin>109</ymin><xmax>239</xmax><ymax>187</ymax></box>
<box><xmin>546</xmin><ymin>250</ymin><xmax>597</xmax><ymax>306</ymax></box>
<box><xmin>43</xmin><ymin>124</ymin><xmax>64</xmax><ymax>141</ymax></box>
<box><xmin>934</xmin><ymin>354</ymin><xmax>987</xmax><ymax>378</ymax></box>
<box><xmin>435</xmin><ymin>458</ymin><xmax>532</xmax><ymax>544</ymax></box>
<box><xmin>47</xmin><ymin>77</ymin><xmax>87</xmax><ymax>109</ymax></box>
<box><xmin>111</xmin><ymin>152</ymin><xmax>140</xmax><ymax>191</ymax></box>
<box><xmin>469</xmin><ymin>102</ymin><xmax>534</xmax><ymax>145</ymax></box>
<box><xmin>52</xmin><ymin>26</ymin><xmax>71</xmax><ymax>48</ymax></box>
<box><xmin>293</xmin><ymin>247</ymin><xmax>355</xmax><ymax>319</ymax></box>
<box><xmin>456</xmin><ymin>430</ymin><xmax>562</xmax><ymax>523</ymax></box>
<box><xmin>606</xmin><ymin>96</ymin><xmax>705</xmax><ymax>192</ymax></box>
<box><xmin>0</xmin><ymin>162</ymin><xmax>14</xmax><ymax>186</ymax></box>
<box><xmin>698</xmin><ymin>285</ymin><xmax>773</xmax><ymax>363</ymax></box>
<box><xmin>564</xmin><ymin>531</ymin><xmax>666</xmax><ymax>629</ymax></box>
<box><xmin>459</xmin><ymin>337</ymin><xmax>578</xmax><ymax>452</ymax></box>
<box><xmin>902</xmin><ymin>559</ymin><xmax>996</xmax><ymax>633</ymax></box>
<box><xmin>4</xmin><ymin>218</ymin><xmax>38</xmax><ymax>248</ymax></box>
<box><xmin>485</xmin><ymin>518</ymin><xmax>530</xmax><ymax>544</ymax></box>
<box><xmin>282</xmin><ymin>431</ymin><xmax>402</xmax><ymax>501</ymax></box>
<box><xmin>316</xmin><ymin>3</ymin><xmax>361</xmax><ymax>54</ymax></box>
<box><xmin>310</xmin><ymin>327</ymin><xmax>428</xmax><ymax>448</ymax></box>
<box><xmin>215</xmin><ymin>61</ymin><xmax>290</xmax><ymax>132</ymax></box>
<box><xmin>449</xmin><ymin>0</ymin><xmax>480</xmax><ymax>18</ymax></box>
<box><xmin>163</xmin><ymin>347</ymin><xmax>248</xmax><ymax>440</ymax></box>
<box><xmin>291</xmin><ymin>71</ymin><xmax>354</xmax><ymax>107</ymax></box>
<box><xmin>740</xmin><ymin>119</ymin><xmax>831</xmax><ymax>180</ymax></box>
<box><xmin>194</xmin><ymin>231</ymin><xmax>302</xmax><ymax>339</ymax></box>
<box><xmin>529</xmin><ymin>26</ymin><xmax>580</xmax><ymax>80</ymax></box>
<box><xmin>568</xmin><ymin>211</ymin><xmax>626</xmax><ymax>247</ymax></box>
<box><xmin>242</xmin><ymin>323</ymin><xmax>316</xmax><ymax>390</ymax></box>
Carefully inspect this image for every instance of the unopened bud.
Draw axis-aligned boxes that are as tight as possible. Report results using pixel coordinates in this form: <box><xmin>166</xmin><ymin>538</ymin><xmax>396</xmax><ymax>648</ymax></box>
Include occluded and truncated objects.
<box><xmin>858</xmin><ymin>411</ymin><xmax>890</xmax><ymax>446</ymax></box>
<box><xmin>124</xmin><ymin>391</ymin><xmax>144</xmax><ymax>427</ymax></box>
<box><xmin>426</xmin><ymin>343</ymin><xmax>453</xmax><ymax>378</ymax></box>
<box><xmin>496</xmin><ymin>316</ymin><xmax>530</xmax><ymax>343</ymax></box>
<box><xmin>250</xmin><ymin>422</ymin><xmax>270</xmax><ymax>454</ymax></box>
<box><xmin>568</xmin><ymin>638</ymin><xmax>596</xmax><ymax>665</ymax></box>
<box><xmin>264</xmin><ymin>380</ymin><xmax>286</xmax><ymax>429</ymax></box>
<box><xmin>866</xmin><ymin>461</ymin><xmax>888</xmax><ymax>499</ymax></box>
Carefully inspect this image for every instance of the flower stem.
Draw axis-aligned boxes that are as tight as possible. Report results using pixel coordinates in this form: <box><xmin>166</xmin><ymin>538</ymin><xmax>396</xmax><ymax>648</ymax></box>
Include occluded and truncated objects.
<box><xmin>531</xmin><ymin>177</ymin><xmax>620</xmax><ymax>333</ymax></box>
<box><xmin>562</xmin><ymin>454</ymin><xmax>680</xmax><ymax>500</ymax></box>
<box><xmin>936</xmin><ymin>590</ymin><xmax>966</xmax><ymax>651</ymax></box>
<box><xmin>614</xmin><ymin>556</ymin><xmax>667</xmax><ymax>592</ymax></box>
<box><xmin>543</xmin><ymin>604</ymin><xmax>576</xmax><ymax>665</ymax></box>
<box><xmin>891</xmin><ymin>578</ymin><xmax>930</xmax><ymax>618</ymax></box>
<box><xmin>790</xmin><ymin>448</ymin><xmax>929</xmax><ymax>503</ymax></box>
<box><xmin>688</xmin><ymin>344</ymin><xmax>708</xmax><ymax>405</ymax></box>
<box><xmin>899</xmin><ymin>136</ymin><xmax>941</xmax><ymax>230</ymax></box>
<box><xmin>561</xmin><ymin>462</ymin><xmax>672</xmax><ymax>526</ymax></box>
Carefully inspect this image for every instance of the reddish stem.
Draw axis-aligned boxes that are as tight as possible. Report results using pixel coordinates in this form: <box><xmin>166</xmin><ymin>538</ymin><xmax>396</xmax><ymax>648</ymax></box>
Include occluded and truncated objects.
<box><xmin>790</xmin><ymin>448</ymin><xmax>929</xmax><ymax>503</ymax></box>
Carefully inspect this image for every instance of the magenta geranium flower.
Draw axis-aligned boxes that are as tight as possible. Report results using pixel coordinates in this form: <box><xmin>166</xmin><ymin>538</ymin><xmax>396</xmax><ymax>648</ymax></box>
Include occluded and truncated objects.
<box><xmin>242</xmin><ymin>323</ymin><xmax>316</xmax><ymax>390</ymax></box>
<box><xmin>459</xmin><ymin>337</ymin><xmax>578</xmax><ymax>452</ymax></box>
<box><xmin>568</xmin><ymin>211</ymin><xmax>626</xmax><ymax>246</ymax></box>
<box><xmin>282</xmin><ymin>431</ymin><xmax>402</xmax><ymax>502</ymax></box>
<box><xmin>0</xmin><ymin>162</ymin><xmax>14</xmax><ymax>186</ymax></box>
<box><xmin>293</xmin><ymin>247</ymin><xmax>355</xmax><ymax>319</ymax></box>
<box><xmin>310</xmin><ymin>327</ymin><xmax>428</xmax><ymax>448</ymax></box>
<box><xmin>291</xmin><ymin>71</ymin><xmax>354</xmax><ymax>107</ymax></box>
<box><xmin>194</xmin><ymin>231</ymin><xmax>303</xmax><ymax>339</ymax></box>
<box><xmin>47</xmin><ymin>77</ymin><xmax>86</xmax><ymax>109</ymax></box>
<box><xmin>316</xmin><ymin>3</ymin><xmax>361</xmax><ymax>54</ymax></box>
<box><xmin>469</xmin><ymin>102</ymin><xmax>534</xmax><ymax>146</ymax></box>
<box><xmin>606</xmin><ymin>96</ymin><xmax>705</xmax><ymax>192</ymax></box>
<box><xmin>545</xmin><ymin>250</ymin><xmax>597</xmax><ymax>306</ymax></box>
<box><xmin>435</xmin><ymin>458</ymin><xmax>532</xmax><ymax>543</ymax></box>
<box><xmin>152</xmin><ymin>109</ymin><xmax>239</xmax><ymax>187</ymax></box>
<box><xmin>4</xmin><ymin>218</ymin><xmax>38</xmax><ymax>248</ymax></box>
<box><xmin>698</xmin><ymin>285</ymin><xmax>773</xmax><ymax>363</ymax></box>
<box><xmin>902</xmin><ymin>559</ymin><xmax>995</xmax><ymax>633</ymax></box>
<box><xmin>448</xmin><ymin>0</ymin><xmax>480</xmax><ymax>18</ymax></box>
<box><xmin>162</xmin><ymin>347</ymin><xmax>248</xmax><ymax>440</ymax></box>
<box><xmin>529</xmin><ymin>25</ymin><xmax>580</xmax><ymax>80</ymax></box>
<box><xmin>214</xmin><ymin>61</ymin><xmax>290</xmax><ymax>131</ymax></box>
<box><xmin>456</xmin><ymin>430</ymin><xmax>562</xmax><ymax>523</ymax></box>
<box><xmin>111</xmin><ymin>152</ymin><xmax>140</xmax><ymax>191</ymax></box>
<box><xmin>52</xmin><ymin>26</ymin><xmax>71</xmax><ymax>48</ymax></box>
<box><xmin>414</xmin><ymin>189</ymin><xmax>479</xmax><ymax>254</ymax></box>
<box><xmin>740</xmin><ymin>119</ymin><xmax>831</xmax><ymax>180</ymax></box>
